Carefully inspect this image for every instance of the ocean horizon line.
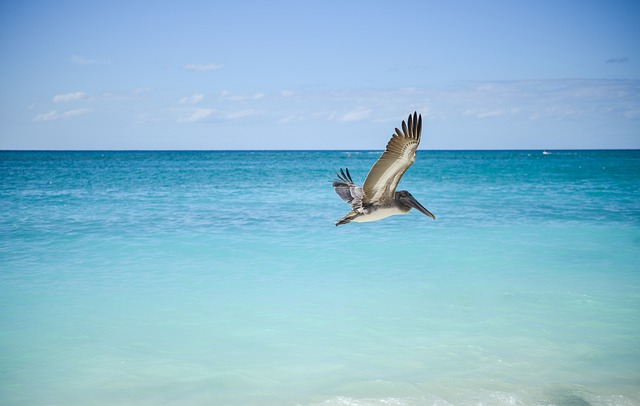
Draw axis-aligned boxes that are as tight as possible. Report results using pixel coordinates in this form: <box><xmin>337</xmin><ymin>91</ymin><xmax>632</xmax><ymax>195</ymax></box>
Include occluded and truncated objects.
<box><xmin>2</xmin><ymin>148</ymin><xmax>639</xmax><ymax>153</ymax></box>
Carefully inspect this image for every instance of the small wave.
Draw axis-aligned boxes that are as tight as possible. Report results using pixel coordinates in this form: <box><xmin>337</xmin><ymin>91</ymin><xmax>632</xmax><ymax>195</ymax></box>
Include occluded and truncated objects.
<box><xmin>311</xmin><ymin>396</ymin><xmax>426</xmax><ymax>406</ymax></box>
<box><xmin>308</xmin><ymin>391</ymin><xmax>640</xmax><ymax>406</ymax></box>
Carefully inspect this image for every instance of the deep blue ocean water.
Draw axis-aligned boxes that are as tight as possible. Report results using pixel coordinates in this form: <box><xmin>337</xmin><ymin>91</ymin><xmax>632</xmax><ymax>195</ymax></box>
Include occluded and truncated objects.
<box><xmin>1</xmin><ymin>150</ymin><xmax>639</xmax><ymax>405</ymax></box>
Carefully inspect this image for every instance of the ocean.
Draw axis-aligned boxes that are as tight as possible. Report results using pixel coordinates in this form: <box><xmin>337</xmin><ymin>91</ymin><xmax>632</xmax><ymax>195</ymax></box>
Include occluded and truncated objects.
<box><xmin>1</xmin><ymin>150</ymin><xmax>639</xmax><ymax>405</ymax></box>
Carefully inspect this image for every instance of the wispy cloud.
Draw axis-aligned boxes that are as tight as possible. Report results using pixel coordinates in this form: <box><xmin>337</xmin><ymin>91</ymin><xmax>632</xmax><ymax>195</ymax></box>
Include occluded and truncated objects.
<box><xmin>178</xmin><ymin>80</ymin><xmax>638</xmax><ymax>126</ymax></box>
<box><xmin>184</xmin><ymin>63</ymin><xmax>223</xmax><ymax>72</ymax></box>
<box><xmin>219</xmin><ymin>90</ymin><xmax>264</xmax><ymax>101</ymax></box>
<box><xmin>33</xmin><ymin>108</ymin><xmax>94</xmax><ymax>122</ymax></box>
<box><xmin>413</xmin><ymin>79</ymin><xmax>640</xmax><ymax>122</ymax></box>
<box><xmin>177</xmin><ymin>108</ymin><xmax>216</xmax><ymax>123</ymax></box>
<box><xmin>53</xmin><ymin>91</ymin><xmax>88</xmax><ymax>103</ymax></box>
<box><xmin>178</xmin><ymin>93</ymin><xmax>205</xmax><ymax>105</ymax></box>
<box><xmin>339</xmin><ymin>108</ymin><xmax>371</xmax><ymax>122</ymax></box>
<box><xmin>177</xmin><ymin>108</ymin><xmax>257</xmax><ymax>123</ymax></box>
<box><xmin>464</xmin><ymin>108</ymin><xmax>521</xmax><ymax>119</ymax></box>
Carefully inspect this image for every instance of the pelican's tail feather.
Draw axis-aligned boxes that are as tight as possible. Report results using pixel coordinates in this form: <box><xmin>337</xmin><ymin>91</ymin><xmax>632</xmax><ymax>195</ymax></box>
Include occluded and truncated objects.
<box><xmin>335</xmin><ymin>211</ymin><xmax>359</xmax><ymax>226</ymax></box>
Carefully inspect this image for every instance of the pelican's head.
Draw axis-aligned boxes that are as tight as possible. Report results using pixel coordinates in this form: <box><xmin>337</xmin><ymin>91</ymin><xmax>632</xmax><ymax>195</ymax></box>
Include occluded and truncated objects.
<box><xmin>397</xmin><ymin>190</ymin><xmax>436</xmax><ymax>220</ymax></box>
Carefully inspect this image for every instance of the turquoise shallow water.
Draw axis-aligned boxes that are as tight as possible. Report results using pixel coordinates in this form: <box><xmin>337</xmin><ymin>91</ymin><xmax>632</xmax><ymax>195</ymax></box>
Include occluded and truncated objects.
<box><xmin>1</xmin><ymin>150</ymin><xmax>639</xmax><ymax>405</ymax></box>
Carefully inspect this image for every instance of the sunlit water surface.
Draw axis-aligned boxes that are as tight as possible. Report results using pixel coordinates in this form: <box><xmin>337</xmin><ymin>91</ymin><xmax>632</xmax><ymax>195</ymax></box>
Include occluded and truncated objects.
<box><xmin>1</xmin><ymin>150</ymin><xmax>639</xmax><ymax>405</ymax></box>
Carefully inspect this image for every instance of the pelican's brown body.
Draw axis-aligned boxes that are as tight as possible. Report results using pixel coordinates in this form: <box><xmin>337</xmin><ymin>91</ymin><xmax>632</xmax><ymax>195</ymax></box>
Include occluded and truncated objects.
<box><xmin>333</xmin><ymin>112</ymin><xmax>435</xmax><ymax>226</ymax></box>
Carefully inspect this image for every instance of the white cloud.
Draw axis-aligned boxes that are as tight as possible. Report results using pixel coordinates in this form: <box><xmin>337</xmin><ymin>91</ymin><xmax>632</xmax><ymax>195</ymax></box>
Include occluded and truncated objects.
<box><xmin>219</xmin><ymin>90</ymin><xmax>264</xmax><ymax>101</ymax></box>
<box><xmin>177</xmin><ymin>108</ymin><xmax>216</xmax><ymax>123</ymax></box>
<box><xmin>184</xmin><ymin>63</ymin><xmax>223</xmax><ymax>72</ymax></box>
<box><xmin>465</xmin><ymin>108</ymin><xmax>521</xmax><ymax>119</ymax></box>
<box><xmin>33</xmin><ymin>108</ymin><xmax>93</xmax><ymax>122</ymax></box>
<box><xmin>339</xmin><ymin>108</ymin><xmax>371</xmax><ymax>122</ymax></box>
<box><xmin>177</xmin><ymin>108</ymin><xmax>256</xmax><ymax>123</ymax></box>
<box><xmin>53</xmin><ymin>92</ymin><xmax>87</xmax><ymax>103</ymax></box>
<box><xmin>477</xmin><ymin>110</ymin><xmax>506</xmax><ymax>118</ymax></box>
<box><xmin>179</xmin><ymin>93</ymin><xmax>205</xmax><ymax>105</ymax></box>
<box><xmin>33</xmin><ymin>111</ymin><xmax>60</xmax><ymax>122</ymax></box>
<box><xmin>280</xmin><ymin>90</ymin><xmax>295</xmax><ymax>97</ymax></box>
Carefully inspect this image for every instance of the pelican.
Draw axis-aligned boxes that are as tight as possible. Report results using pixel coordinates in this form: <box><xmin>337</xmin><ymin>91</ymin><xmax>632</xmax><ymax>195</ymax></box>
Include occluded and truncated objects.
<box><xmin>333</xmin><ymin>112</ymin><xmax>435</xmax><ymax>226</ymax></box>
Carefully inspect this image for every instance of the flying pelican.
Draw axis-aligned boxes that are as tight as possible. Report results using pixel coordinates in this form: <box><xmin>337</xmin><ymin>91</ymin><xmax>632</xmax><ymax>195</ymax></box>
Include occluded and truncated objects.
<box><xmin>333</xmin><ymin>112</ymin><xmax>435</xmax><ymax>226</ymax></box>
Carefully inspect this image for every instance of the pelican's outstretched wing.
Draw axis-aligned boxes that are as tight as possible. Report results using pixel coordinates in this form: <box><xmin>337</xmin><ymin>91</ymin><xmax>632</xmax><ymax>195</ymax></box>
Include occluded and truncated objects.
<box><xmin>362</xmin><ymin>112</ymin><xmax>422</xmax><ymax>203</ymax></box>
<box><xmin>332</xmin><ymin>168</ymin><xmax>364</xmax><ymax>210</ymax></box>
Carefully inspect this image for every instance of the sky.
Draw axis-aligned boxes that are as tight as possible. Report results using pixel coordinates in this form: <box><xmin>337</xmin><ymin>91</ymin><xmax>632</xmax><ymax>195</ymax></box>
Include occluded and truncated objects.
<box><xmin>1</xmin><ymin>0</ymin><xmax>639</xmax><ymax>150</ymax></box>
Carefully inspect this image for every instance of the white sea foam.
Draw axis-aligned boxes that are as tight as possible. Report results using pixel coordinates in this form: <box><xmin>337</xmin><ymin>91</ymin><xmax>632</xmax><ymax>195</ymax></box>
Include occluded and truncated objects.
<box><xmin>311</xmin><ymin>391</ymin><xmax>640</xmax><ymax>406</ymax></box>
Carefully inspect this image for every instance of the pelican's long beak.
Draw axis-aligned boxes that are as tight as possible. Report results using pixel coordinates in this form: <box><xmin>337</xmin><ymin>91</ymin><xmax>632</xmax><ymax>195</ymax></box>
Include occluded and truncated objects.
<box><xmin>403</xmin><ymin>195</ymin><xmax>436</xmax><ymax>220</ymax></box>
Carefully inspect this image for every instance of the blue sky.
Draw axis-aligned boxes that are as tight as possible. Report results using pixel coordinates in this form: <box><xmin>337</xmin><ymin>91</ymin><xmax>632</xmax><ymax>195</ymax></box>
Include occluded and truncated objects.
<box><xmin>1</xmin><ymin>0</ymin><xmax>639</xmax><ymax>150</ymax></box>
